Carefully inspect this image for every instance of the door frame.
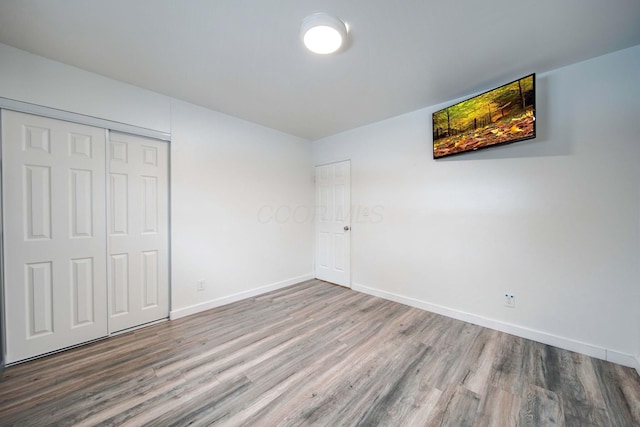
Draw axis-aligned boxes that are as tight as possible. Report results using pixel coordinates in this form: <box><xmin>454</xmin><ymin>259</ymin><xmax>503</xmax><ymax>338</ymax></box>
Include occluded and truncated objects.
<box><xmin>0</xmin><ymin>97</ymin><xmax>170</xmax><ymax>141</ymax></box>
<box><xmin>0</xmin><ymin>113</ymin><xmax>5</xmax><ymax>373</ymax></box>
<box><xmin>314</xmin><ymin>159</ymin><xmax>352</xmax><ymax>288</ymax></box>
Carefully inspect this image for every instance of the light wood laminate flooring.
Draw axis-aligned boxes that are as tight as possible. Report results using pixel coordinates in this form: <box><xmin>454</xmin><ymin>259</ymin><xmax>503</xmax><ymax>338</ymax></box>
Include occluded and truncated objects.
<box><xmin>1</xmin><ymin>280</ymin><xmax>639</xmax><ymax>426</ymax></box>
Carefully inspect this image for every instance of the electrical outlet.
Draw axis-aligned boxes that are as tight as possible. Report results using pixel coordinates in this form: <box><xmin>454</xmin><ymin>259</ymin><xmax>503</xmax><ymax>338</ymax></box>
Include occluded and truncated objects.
<box><xmin>197</xmin><ymin>280</ymin><xmax>206</xmax><ymax>291</ymax></box>
<box><xmin>504</xmin><ymin>293</ymin><xmax>515</xmax><ymax>308</ymax></box>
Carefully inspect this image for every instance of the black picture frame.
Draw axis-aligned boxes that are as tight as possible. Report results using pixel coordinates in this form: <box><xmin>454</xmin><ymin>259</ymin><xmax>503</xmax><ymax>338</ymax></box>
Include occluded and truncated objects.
<box><xmin>433</xmin><ymin>74</ymin><xmax>536</xmax><ymax>159</ymax></box>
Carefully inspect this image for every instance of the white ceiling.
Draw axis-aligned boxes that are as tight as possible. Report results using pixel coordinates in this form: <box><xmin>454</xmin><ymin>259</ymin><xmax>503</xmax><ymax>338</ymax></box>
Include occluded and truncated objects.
<box><xmin>0</xmin><ymin>1</ymin><xmax>639</xmax><ymax>140</ymax></box>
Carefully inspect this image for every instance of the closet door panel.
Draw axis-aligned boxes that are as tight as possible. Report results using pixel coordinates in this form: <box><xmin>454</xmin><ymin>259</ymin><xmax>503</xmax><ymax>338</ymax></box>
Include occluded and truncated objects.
<box><xmin>2</xmin><ymin>110</ymin><xmax>108</xmax><ymax>363</ymax></box>
<box><xmin>108</xmin><ymin>132</ymin><xmax>168</xmax><ymax>333</ymax></box>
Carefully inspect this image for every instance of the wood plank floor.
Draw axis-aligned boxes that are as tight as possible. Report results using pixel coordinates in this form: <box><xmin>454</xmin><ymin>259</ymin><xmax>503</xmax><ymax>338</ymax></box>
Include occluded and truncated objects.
<box><xmin>1</xmin><ymin>280</ymin><xmax>639</xmax><ymax>426</ymax></box>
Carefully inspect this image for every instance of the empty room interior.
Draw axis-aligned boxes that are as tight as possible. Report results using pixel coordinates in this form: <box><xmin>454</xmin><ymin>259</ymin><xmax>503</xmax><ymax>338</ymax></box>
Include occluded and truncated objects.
<box><xmin>0</xmin><ymin>1</ymin><xmax>639</xmax><ymax>426</ymax></box>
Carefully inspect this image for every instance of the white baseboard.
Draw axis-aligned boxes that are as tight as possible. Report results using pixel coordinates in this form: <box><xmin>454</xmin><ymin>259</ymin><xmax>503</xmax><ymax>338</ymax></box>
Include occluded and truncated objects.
<box><xmin>605</xmin><ymin>351</ymin><xmax>640</xmax><ymax>371</ymax></box>
<box><xmin>170</xmin><ymin>274</ymin><xmax>313</xmax><ymax>320</ymax></box>
<box><xmin>635</xmin><ymin>355</ymin><xmax>640</xmax><ymax>376</ymax></box>
<box><xmin>353</xmin><ymin>282</ymin><xmax>638</xmax><ymax>370</ymax></box>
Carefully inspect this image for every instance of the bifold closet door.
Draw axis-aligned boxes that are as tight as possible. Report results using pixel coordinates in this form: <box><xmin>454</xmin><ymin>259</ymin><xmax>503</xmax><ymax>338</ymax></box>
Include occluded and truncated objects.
<box><xmin>108</xmin><ymin>132</ymin><xmax>169</xmax><ymax>333</ymax></box>
<box><xmin>2</xmin><ymin>110</ymin><xmax>108</xmax><ymax>363</ymax></box>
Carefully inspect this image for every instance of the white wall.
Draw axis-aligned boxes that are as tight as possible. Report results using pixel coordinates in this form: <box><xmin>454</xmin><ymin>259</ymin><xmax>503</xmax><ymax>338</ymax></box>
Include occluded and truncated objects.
<box><xmin>0</xmin><ymin>43</ymin><xmax>171</xmax><ymax>133</ymax></box>
<box><xmin>0</xmin><ymin>42</ymin><xmax>314</xmax><ymax>317</ymax></box>
<box><xmin>313</xmin><ymin>45</ymin><xmax>640</xmax><ymax>366</ymax></box>
<box><xmin>170</xmin><ymin>100</ymin><xmax>313</xmax><ymax>316</ymax></box>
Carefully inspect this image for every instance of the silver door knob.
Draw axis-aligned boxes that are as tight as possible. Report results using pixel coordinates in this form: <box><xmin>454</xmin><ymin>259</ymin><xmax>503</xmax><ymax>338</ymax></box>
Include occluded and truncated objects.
<box><xmin>344</xmin><ymin>226</ymin><xmax>350</xmax><ymax>231</ymax></box>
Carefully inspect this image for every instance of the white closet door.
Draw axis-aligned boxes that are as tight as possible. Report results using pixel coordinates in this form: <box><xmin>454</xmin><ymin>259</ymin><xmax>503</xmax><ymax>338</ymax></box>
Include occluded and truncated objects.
<box><xmin>108</xmin><ymin>132</ymin><xmax>169</xmax><ymax>333</ymax></box>
<box><xmin>2</xmin><ymin>110</ymin><xmax>108</xmax><ymax>363</ymax></box>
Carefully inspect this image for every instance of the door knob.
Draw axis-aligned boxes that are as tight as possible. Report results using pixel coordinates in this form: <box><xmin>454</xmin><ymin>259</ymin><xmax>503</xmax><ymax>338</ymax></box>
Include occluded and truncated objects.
<box><xmin>344</xmin><ymin>226</ymin><xmax>350</xmax><ymax>231</ymax></box>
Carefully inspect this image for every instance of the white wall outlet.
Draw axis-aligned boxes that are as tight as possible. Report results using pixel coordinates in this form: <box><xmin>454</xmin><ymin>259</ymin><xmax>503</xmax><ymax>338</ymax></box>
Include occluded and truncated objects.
<box><xmin>197</xmin><ymin>279</ymin><xmax>206</xmax><ymax>291</ymax></box>
<box><xmin>504</xmin><ymin>293</ymin><xmax>515</xmax><ymax>308</ymax></box>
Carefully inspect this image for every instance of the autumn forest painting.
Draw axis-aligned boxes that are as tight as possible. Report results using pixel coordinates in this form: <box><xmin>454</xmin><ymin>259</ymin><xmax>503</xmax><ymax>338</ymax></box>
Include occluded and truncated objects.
<box><xmin>433</xmin><ymin>74</ymin><xmax>535</xmax><ymax>158</ymax></box>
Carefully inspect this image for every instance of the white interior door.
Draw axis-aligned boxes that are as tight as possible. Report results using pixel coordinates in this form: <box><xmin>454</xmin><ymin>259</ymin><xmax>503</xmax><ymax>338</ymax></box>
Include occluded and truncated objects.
<box><xmin>108</xmin><ymin>132</ymin><xmax>169</xmax><ymax>333</ymax></box>
<box><xmin>2</xmin><ymin>110</ymin><xmax>108</xmax><ymax>363</ymax></box>
<box><xmin>315</xmin><ymin>161</ymin><xmax>351</xmax><ymax>287</ymax></box>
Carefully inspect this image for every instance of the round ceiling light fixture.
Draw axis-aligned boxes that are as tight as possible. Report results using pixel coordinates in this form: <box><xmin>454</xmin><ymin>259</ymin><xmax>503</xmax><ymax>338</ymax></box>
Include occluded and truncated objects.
<box><xmin>300</xmin><ymin>13</ymin><xmax>347</xmax><ymax>54</ymax></box>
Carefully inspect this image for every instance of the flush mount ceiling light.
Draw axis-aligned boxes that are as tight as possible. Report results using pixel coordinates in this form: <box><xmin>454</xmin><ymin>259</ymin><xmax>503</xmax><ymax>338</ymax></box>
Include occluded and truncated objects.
<box><xmin>300</xmin><ymin>13</ymin><xmax>348</xmax><ymax>54</ymax></box>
